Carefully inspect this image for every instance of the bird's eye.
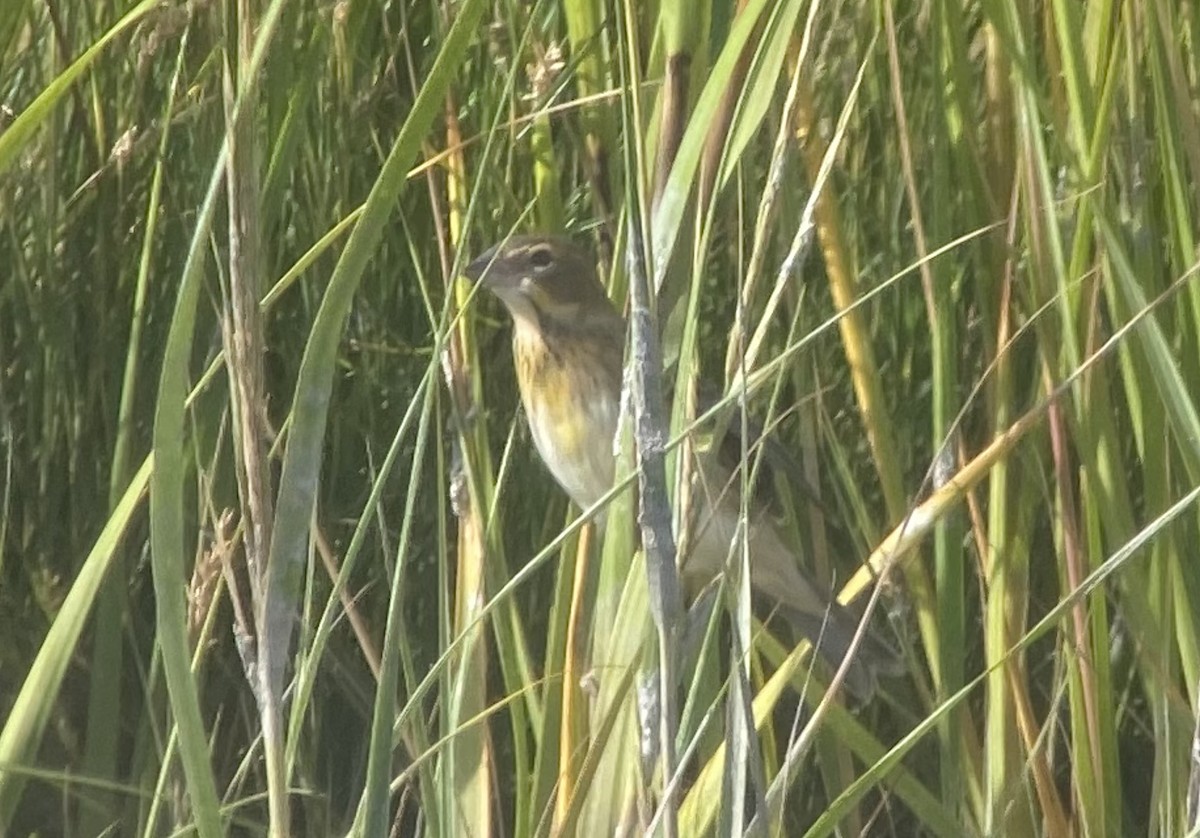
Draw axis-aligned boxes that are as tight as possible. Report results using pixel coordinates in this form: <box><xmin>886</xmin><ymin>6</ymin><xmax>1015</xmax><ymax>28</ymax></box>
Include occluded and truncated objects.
<box><xmin>529</xmin><ymin>247</ymin><xmax>554</xmax><ymax>269</ymax></box>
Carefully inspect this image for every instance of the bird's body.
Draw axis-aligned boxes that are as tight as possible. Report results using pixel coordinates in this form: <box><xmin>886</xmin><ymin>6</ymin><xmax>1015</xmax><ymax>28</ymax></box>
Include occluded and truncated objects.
<box><xmin>512</xmin><ymin>309</ymin><xmax>622</xmax><ymax>513</ymax></box>
<box><xmin>467</xmin><ymin>235</ymin><xmax>898</xmax><ymax>695</ymax></box>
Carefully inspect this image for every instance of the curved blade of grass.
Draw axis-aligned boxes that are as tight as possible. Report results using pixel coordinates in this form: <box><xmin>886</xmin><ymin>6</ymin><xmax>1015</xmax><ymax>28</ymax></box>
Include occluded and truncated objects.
<box><xmin>1095</xmin><ymin>214</ymin><xmax>1200</xmax><ymax>479</ymax></box>
<box><xmin>720</xmin><ymin>0</ymin><xmax>806</xmax><ymax>187</ymax></box>
<box><xmin>0</xmin><ymin>0</ymin><xmax>157</xmax><ymax>175</ymax></box>
<box><xmin>0</xmin><ymin>458</ymin><xmax>151</xmax><ymax>824</ymax></box>
<box><xmin>648</xmin><ymin>0</ymin><xmax>774</xmax><ymax>288</ymax></box>
<box><xmin>148</xmin><ymin>151</ymin><xmax>229</xmax><ymax>838</ymax></box>
<box><xmin>262</xmin><ymin>0</ymin><xmax>484</xmax><ymax>706</ymax></box>
<box><xmin>81</xmin><ymin>31</ymin><xmax>190</xmax><ymax>835</ymax></box>
<box><xmin>268</xmin><ymin>0</ymin><xmax>489</xmax><ymax>830</ymax></box>
<box><xmin>149</xmin><ymin>0</ymin><xmax>291</xmax><ymax>826</ymax></box>
<box><xmin>359</xmin><ymin>380</ymin><xmax>437</xmax><ymax>835</ymax></box>
<box><xmin>569</xmin><ymin>548</ymin><xmax>649</xmax><ymax>836</ymax></box>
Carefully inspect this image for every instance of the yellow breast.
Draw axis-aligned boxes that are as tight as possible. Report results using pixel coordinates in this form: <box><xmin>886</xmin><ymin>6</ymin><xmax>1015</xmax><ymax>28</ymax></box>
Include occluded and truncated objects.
<box><xmin>513</xmin><ymin>321</ymin><xmax>621</xmax><ymax>512</ymax></box>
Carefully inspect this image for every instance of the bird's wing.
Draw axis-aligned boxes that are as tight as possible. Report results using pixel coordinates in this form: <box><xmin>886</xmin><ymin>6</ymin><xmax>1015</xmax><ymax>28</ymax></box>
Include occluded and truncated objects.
<box><xmin>681</xmin><ymin>381</ymin><xmax>829</xmax><ymax>515</ymax></box>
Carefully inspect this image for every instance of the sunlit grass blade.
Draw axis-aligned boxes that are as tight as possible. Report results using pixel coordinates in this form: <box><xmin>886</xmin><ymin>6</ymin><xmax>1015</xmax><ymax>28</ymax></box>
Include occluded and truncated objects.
<box><xmin>0</xmin><ymin>0</ymin><xmax>157</xmax><ymax>175</ymax></box>
<box><xmin>0</xmin><ymin>459</ymin><xmax>151</xmax><ymax>825</ymax></box>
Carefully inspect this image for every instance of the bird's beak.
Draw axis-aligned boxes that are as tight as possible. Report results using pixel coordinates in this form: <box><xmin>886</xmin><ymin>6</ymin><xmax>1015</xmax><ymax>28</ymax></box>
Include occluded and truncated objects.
<box><xmin>463</xmin><ymin>244</ymin><xmax>501</xmax><ymax>283</ymax></box>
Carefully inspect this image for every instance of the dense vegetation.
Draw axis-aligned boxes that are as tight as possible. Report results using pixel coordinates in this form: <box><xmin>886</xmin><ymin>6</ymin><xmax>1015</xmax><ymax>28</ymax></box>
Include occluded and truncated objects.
<box><xmin>2</xmin><ymin>0</ymin><xmax>1199</xmax><ymax>835</ymax></box>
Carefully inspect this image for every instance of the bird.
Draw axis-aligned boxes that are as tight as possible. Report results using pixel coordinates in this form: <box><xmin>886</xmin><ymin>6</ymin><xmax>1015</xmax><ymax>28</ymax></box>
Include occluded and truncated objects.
<box><xmin>464</xmin><ymin>233</ymin><xmax>900</xmax><ymax>696</ymax></box>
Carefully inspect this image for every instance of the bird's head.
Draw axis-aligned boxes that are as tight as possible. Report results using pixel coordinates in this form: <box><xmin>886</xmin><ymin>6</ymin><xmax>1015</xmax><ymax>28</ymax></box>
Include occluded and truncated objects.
<box><xmin>464</xmin><ymin>235</ymin><xmax>615</xmax><ymax>330</ymax></box>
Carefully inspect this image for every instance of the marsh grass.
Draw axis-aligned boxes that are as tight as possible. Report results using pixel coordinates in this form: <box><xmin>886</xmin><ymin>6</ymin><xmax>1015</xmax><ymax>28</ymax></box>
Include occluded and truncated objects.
<box><xmin>2</xmin><ymin>0</ymin><xmax>1199</xmax><ymax>835</ymax></box>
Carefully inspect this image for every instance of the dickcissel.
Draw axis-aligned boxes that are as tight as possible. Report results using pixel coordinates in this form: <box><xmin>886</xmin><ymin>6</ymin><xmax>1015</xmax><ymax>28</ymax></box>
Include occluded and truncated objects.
<box><xmin>466</xmin><ymin>234</ymin><xmax>898</xmax><ymax>695</ymax></box>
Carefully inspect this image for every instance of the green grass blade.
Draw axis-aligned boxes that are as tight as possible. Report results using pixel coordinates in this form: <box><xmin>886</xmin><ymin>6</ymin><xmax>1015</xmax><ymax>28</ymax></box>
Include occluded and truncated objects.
<box><xmin>0</xmin><ymin>0</ymin><xmax>157</xmax><ymax>176</ymax></box>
